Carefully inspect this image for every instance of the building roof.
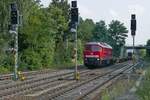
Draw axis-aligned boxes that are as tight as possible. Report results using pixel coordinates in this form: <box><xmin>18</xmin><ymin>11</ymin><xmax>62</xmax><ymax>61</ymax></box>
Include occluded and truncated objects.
<box><xmin>85</xmin><ymin>42</ymin><xmax>112</xmax><ymax>49</ymax></box>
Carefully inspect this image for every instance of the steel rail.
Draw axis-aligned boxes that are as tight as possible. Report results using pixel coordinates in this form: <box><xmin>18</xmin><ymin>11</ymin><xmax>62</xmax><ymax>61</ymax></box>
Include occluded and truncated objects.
<box><xmin>46</xmin><ymin>63</ymin><xmax>131</xmax><ymax>100</ymax></box>
<box><xmin>76</xmin><ymin>63</ymin><xmax>139</xmax><ymax>100</ymax></box>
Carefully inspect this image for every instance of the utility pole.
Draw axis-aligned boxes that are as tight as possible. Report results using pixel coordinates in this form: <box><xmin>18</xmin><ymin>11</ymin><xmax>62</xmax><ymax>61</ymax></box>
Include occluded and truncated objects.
<box><xmin>14</xmin><ymin>26</ymin><xmax>18</xmax><ymax>80</ymax></box>
<box><xmin>133</xmin><ymin>35</ymin><xmax>135</xmax><ymax>54</ymax></box>
<box><xmin>131</xmin><ymin>14</ymin><xmax>137</xmax><ymax>64</ymax></box>
<box><xmin>75</xmin><ymin>22</ymin><xmax>78</xmax><ymax>80</ymax></box>
<box><xmin>70</xmin><ymin>0</ymin><xmax>79</xmax><ymax>80</ymax></box>
<box><xmin>10</xmin><ymin>3</ymin><xmax>19</xmax><ymax>80</ymax></box>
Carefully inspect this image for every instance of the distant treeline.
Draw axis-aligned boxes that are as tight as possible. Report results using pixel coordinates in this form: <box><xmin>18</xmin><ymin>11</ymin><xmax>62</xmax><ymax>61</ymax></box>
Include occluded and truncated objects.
<box><xmin>0</xmin><ymin>0</ymin><xmax>129</xmax><ymax>72</ymax></box>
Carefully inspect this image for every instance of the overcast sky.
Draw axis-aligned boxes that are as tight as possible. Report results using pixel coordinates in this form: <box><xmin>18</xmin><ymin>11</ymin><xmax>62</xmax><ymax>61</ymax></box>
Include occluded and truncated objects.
<box><xmin>41</xmin><ymin>0</ymin><xmax>150</xmax><ymax>45</ymax></box>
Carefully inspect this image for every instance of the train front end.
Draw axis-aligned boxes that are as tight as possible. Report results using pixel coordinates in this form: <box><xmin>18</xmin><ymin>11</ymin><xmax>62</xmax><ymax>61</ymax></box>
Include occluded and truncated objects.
<box><xmin>83</xmin><ymin>42</ymin><xmax>113</xmax><ymax>68</ymax></box>
<box><xmin>83</xmin><ymin>42</ymin><xmax>102</xmax><ymax>68</ymax></box>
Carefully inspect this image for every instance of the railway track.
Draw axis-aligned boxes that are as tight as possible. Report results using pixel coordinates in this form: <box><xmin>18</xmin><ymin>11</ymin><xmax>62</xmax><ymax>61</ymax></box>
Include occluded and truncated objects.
<box><xmin>0</xmin><ymin>69</ymin><xmax>91</xmax><ymax>99</ymax></box>
<box><xmin>76</xmin><ymin>63</ymin><xmax>139</xmax><ymax>100</ymax></box>
<box><xmin>0</xmin><ymin>65</ymin><xmax>84</xmax><ymax>82</ymax></box>
<box><xmin>0</xmin><ymin>70</ymin><xmax>70</xmax><ymax>87</ymax></box>
<box><xmin>0</xmin><ymin>69</ymin><xmax>58</xmax><ymax>81</ymax></box>
<box><xmin>88</xmin><ymin>63</ymin><xmax>139</xmax><ymax>100</ymax></box>
<box><xmin>1</xmin><ymin>61</ymin><xmax>130</xmax><ymax>100</ymax></box>
<box><xmin>0</xmin><ymin>61</ymin><xmax>131</xmax><ymax>100</ymax></box>
<box><xmin>0</xmin><ymin>70</ymin><xmax>56</xmax><ymax>87</ymax></box>
<box><xmin>52</xmin><ymin>62</ymin><xmax>135</xmax><ymax>100</ymax></box>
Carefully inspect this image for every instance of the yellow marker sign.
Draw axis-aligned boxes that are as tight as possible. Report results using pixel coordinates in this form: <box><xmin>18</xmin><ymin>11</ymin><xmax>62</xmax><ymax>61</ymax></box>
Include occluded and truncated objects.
<box><xmin>17</xmin><ymin>71</ymin><xmax>26</xmax><ymax>81</ymax></box>
<box><xmin>76</xmin><ymin>72</ymin><xmax>80</xmax><ymax>80</ymax></box>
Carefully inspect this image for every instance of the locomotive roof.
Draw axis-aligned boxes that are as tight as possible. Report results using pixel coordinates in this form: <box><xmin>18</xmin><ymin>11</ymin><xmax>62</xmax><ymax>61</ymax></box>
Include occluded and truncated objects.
<box><xmin>85</xmin><ymin>42</ymin><xmax>112</xmax><ymax>49</ymax></box>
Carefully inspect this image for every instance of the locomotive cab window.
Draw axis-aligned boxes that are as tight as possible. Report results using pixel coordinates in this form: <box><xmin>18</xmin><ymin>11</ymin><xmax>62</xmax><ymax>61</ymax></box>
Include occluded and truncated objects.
<box><xmin>91</xmin><ymin>45</ymin><xmax>101</xmax><ymax>51</ymax></box>
<box><xmin>85</xmin><ymin>45</ymin><xmax>91</xmax><ymax>51</ymax></box>
<box><xmin>85</xmin><ymin>45</ymin><xmax>101</xmax><ymax>51</ymax></box>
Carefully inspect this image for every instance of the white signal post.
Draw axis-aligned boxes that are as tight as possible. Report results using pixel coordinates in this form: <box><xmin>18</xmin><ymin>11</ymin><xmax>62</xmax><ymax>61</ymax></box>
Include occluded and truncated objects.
<box><xmin>74</xmin><ymin>22</ymin><xmax>78</xmax><ymax>80</ymax></box>
<box><xmin>10</xmin><ymin>3</ymin><xmax>19</xmax><ymax>80</ymax></box>
<box><xmin>71</xmin><ymin>0</ymin><xmax>79</xmax><ymax>80</ymax></box>
<box><xmin>14</xmin><ymin>25</ymin><xmax>19</xmax><ymax>80</ymax></box>
<box><xmin>132</xmin><ymin>35</ymin><xmax>136</xmax><ymax>65</ymax></box>
<box><xmin>71</xmin><ymin>23</ymin><xmax>79</xmax><ymax>80</ymax></box>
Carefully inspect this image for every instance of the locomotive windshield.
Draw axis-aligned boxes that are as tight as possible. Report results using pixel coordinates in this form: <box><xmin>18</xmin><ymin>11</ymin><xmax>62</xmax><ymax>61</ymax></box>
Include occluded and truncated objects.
<box><xmin>85</xmin><ymin>45</ymin><xmax>101</xmax><ymax>51</ymax></box>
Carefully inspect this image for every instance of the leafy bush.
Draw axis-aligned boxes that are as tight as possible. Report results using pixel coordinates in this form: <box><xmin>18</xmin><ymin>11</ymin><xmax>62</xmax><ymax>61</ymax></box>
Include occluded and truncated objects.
<box><xmin>0</xmin><ymin>0</ymin><xmax>129</xmax><ymax>72</ymax></box>
<box><xmin>0</xmin><ymin>67</ymin><xmax>10</xmax><ymax>74</ymax></box>
<box><xmin>136</xmin><ymin>67</ymin><xmax>150</xmax><ymax>100</ymax></box>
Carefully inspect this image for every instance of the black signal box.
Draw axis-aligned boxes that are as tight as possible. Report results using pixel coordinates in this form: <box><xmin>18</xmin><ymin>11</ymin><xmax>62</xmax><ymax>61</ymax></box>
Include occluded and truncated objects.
<box><xmin>10</xmin><ymin>3</ymin><xmax>18</xmax><ymax>25</ymax></box>
<box><xmin>131</xmin><ymin>14</ymin><xmax>136</xmax><ymax>20</ymax></box>
<box><xmin>131</xmin><ymin>19</ymin><xmax>136</xmax><ymax>31</ymax></box>
<box><xmin>71</xmin><ymin>1</ymin><xmax>77</xmax><ymax>8</ymax></box>
<box><xmin>71</xmin><ymin>8</ymin><xmax>78</xmax><ymax>23</ymax></box>
<box><xmin>131</xmin><ymin>14</ymin><xmax>136</xmax><ymax>36</ymax></box>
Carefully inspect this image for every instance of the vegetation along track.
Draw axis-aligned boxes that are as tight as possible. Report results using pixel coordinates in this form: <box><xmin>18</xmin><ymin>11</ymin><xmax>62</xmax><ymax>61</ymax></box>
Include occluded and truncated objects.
<box><xmin>4</xmin><ymin>61</ymin><xmax>131</xmax><ymax>100</ymax></box>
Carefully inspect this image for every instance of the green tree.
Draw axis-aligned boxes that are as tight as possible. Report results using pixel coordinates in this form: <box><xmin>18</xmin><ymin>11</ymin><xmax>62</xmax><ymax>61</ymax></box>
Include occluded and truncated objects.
<box><xmin>78</xmin><ymin>18</ymin><xmax>95</xmax><ymax>42</ymax></box>
<box><xmin>0</xmin><ymin>0</ymin><xmax>13</xmax><ymax>69</ymax></box>
<box><xmin>19</xmin><ymin>2</ymin><xmax>59</xmax><ymax>70</ymax></box>
<box><xmin>92</xmin><ymin>20</ymin><xmax>108</xmax><ymax>42</ymax></box>
<box><xmin>48</xmin><ymin>4</ymin><xmax>69</xmax><ymax>64</ymax></box>
<box><xmin>108</xmin><ymin>20</ymin><xmax>128</xmax><ymax>57</ymax></box>
<box><xmin>0</xmin><ymin>0</ymin><xmax>130</xmax><ymax>72</ymax></box>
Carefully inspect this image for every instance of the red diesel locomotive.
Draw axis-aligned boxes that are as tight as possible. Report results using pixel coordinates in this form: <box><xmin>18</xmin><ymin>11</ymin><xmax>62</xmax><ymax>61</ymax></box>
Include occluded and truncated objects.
<box><xmin>83</xmin><ymin>42</ymin><xmax>113</xmax><ymax>68</ymax></box>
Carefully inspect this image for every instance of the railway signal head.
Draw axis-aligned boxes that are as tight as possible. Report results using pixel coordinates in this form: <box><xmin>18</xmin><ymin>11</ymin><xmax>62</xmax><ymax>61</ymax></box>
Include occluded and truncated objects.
<box><xmin>10</xmin><ymin>3</ymin><xmax>18</xmax><ymax>25</ymax></box>
<box><xmin>11</xmin><ymin>3</ymin><xmax>17</xmax><ymax>11</ymax></box>
<box><xmin>71</xmin><ymin>7</ymin><xmax>78</xmax><ymax>23</ymax></box>
<box><xmin>71</xmin><ymin>1</ymin><xmax>77</xmax><ymax>8</ymax></box>
<box><xmin>131</xmin><ymin>14</ymin><xmax>136</xmax><ymax>36</ymax></box>
<box><xmin>70</xmin><ymin>1</ymin><xmax>78</xmax><ymax>23</ymax></box>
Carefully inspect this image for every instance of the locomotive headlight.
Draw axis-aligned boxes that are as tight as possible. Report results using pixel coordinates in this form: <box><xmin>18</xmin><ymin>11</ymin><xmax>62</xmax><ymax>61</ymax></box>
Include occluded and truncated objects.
<box><xmin>97</xmin><ymin>58</ymin><xmax>100</xmax><ymax>60</ymax></box>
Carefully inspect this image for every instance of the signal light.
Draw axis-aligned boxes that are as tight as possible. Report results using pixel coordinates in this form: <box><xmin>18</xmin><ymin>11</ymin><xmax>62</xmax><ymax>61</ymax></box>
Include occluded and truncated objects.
<box><xmin>131</xmin><ymin>14</ymin><xmax>136</xmax><ymax>19</ymax></box>
<box><xmin>131</xmin><ymin>30</ymin><xmax>136</xmax><ymax>36</ymax></box>
<box><xmin>11</xmin><ymin>11</ymin><xmax>18</xmax><ymax>24</ymax></box>
<box><xmin>71</xmin><ymin>8</ymin><xmax>78</xmax><ymax>23</ymax></box>
<box><xmin>71</xmin><ymin>1</ymin><xmax>77</xmax><ymax>8</ymax></box>
<box><xmin>11</xmin><ymin>3</ymin><xmax>17</xmax><ymax>11</ymax></box>
<box><xmin>10</xmin><ymin>3</ymin><xmax>18</xmax><ymax>25</ymax></box>
<box><xmin>131</xmin><ymin>14</ymin><xmax>136</xmax><ymax>36</ymax></box>
<box><xmin>131</xmin><ymin>19</ymin><xmax>136</xmax><ymax>31</ymax></box>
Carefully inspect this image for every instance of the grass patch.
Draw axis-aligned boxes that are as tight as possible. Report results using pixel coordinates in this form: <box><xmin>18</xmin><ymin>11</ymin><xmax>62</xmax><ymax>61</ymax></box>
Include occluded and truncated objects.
<box><xmin>136</xmin><ymin>65</ymin><xmax>150</xmax><ymax>100</ymax></box>
<box><xmin>101</xmin><ymin>79</ymin><xmax>135</xmax><ymax>100</ymax></box>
